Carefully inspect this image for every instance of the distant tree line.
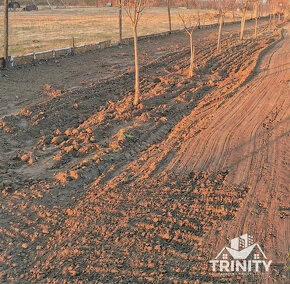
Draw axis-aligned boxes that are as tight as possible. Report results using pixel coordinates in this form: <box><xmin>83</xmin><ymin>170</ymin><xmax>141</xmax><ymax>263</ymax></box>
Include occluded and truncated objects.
<box><xmin>10</xmin><ymin>0</ymin><xmax>250</xmax><ymax>9</ymax></box>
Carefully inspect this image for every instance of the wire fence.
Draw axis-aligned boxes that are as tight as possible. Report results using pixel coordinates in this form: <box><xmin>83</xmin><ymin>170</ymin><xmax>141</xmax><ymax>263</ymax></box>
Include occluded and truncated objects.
<box><xmin>0</xmin><ymin>6</ymin><xmax>250</xmax><ymax>58</ymax></box>
<box><xmin>0</xmin><ymin>4</ymin><xmax>276</xmax><ymax>66</ymax></box>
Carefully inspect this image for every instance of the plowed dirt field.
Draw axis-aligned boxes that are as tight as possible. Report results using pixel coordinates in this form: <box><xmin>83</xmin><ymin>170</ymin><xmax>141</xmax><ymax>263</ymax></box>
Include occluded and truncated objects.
<box><xmin>0</xmin><ymin>20</ymin><xmax>289</xmax><ymax>283</ymax></box>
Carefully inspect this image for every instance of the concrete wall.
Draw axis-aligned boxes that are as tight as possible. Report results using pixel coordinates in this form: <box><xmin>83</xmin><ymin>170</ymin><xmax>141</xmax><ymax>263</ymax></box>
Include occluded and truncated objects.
<box><xmin>0</xmin><ymin>58</ymin><xmax>4</xmax><ymax>68</ymax></box>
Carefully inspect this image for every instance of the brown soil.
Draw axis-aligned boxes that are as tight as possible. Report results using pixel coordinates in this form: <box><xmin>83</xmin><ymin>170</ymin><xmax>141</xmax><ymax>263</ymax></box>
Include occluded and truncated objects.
<box><xmin>0</xmin><ymin>20</ymin><xmax>289</xmax><ymax>283</ymax></box>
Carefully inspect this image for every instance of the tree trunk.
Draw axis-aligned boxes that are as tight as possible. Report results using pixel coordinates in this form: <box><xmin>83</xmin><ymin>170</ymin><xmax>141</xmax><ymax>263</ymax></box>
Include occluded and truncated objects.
<box><xmin>189</xmin><ymin>34</ymin><xmax>194</xmax><ymax>77</ymax></box>
<box><xmin>4</xmin><ymin>0</ymin><xmax>9</xmax><ymax>68</ymax></box>
<box><xmin>197</xmin><ymin>8</ymin><xmax>200</xmax><ymax>28</ymax></box>
<box><xmin>254</xmin><ymin>17</ymin><xmax>258</xmax><ymax>38</ymax></box>
<box><xmin>47</xmin><ymin>0</ymin><xmax>53</xmax><ymax>9</ymax></box>
<box><xmin>254</xmin><ymin>5</ymin><xmax>258</xmax><ymax>38</ymax></box>
<box><xmin>217</xmin><ymin>13</ymin><xmax>223</xmax><ymax>53</ymax></box>
<box><xmin>240</xmin><ymin>1</ymin><xmax>248</xmax><ymax>40</ymax></box>
<box><xmin>119</xmin><ymin>0</ymin><xmax>122</xmax><ymax>42</ymax></box>
<box><xmin>167</xmin><ymin>0</ymin><xmax>172</xmax><ymax>33</ymax></box>
<box><xmin>232</xmin><ymin>10</ymin><xmax>235</xmax><ymax>22</ymax></box>
<box><xmin>133</xmin><ymin>25</ymin><xmax>140</xmax><ymax>106</ymax></box>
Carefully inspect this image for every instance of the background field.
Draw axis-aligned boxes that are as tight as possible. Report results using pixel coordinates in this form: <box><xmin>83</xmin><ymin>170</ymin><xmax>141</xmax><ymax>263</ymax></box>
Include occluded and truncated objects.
<box><xmin>0</xmin><ymin>6</ymin><xmax>246</xmax><ymax>57</ymax></box>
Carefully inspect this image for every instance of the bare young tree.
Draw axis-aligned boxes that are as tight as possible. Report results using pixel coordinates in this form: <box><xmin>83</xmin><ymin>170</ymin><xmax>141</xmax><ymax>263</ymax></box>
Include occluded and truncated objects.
<box><xmin>278</xmin><ymin>0</ymin><xmax>290</xmax><ymax>21</ymax></box>
<box><xmin>228</xmin><ymin>0</ymin><xmax>237</xmax><ymax>22</ymax></box>
<box><xmin>214</xmin><ymin>0</ymin><xmax>230</xmax><ymax>54</ymax></box>
<box><xmin>193</xmin><ymin>0</ymin><xmax>201</xmax><ymax>28</ymax></box>
<box><xmin>216</xmin><ymin>0</ymin><xmax>229</xmax><ymax>54</ymax></box>
<box><xmin>240</xmin><ymin>0</ymin><xmax>249</xmax><ymax>40</ymax></box>
<box><xmin>179</xmin><ymin>14</ymin><xmax>198</xmax><ymax>78</ymax></box>
<box><xmin>217</xmin><ymin>8</ymin><xmax>226</xmax><ymax>53</ymax></box>
<box><xmin>201</xmin><ymin>12</ymin><xmax>214</xmax><ymax>25</ymax></box>
<box><xmin>254</xmin><ymin>1</ymin><xmax>259</xmax><ymax>38</ymax></box>
<box><xmin>269</xmin><ymin>11</ymin><xmax>272</xmax><ymax>24</ymax></box>
<box><xmin>121</xmin><ymin>0</ymin><xmax>148</xmax><ymax>106</ymax></box>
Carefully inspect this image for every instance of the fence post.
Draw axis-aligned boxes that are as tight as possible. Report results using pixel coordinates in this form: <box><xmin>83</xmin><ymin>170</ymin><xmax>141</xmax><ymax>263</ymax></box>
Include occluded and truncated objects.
<box><xmin>72</xmin><ymin>37</ymin><xmax>75</xmax><ymax>55</ymax></box>
<box><xmin>4</xmin><ymin>0</ymin><xmax>9</xmax><ymax>67</ymax></box>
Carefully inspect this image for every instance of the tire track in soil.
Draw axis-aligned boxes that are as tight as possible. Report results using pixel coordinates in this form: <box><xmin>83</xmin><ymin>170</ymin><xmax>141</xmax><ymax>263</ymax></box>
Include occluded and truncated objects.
<box><xmin>167</xmin><ymin>23</ymin><xmax>290</xmax><ymax>282</ymax></box>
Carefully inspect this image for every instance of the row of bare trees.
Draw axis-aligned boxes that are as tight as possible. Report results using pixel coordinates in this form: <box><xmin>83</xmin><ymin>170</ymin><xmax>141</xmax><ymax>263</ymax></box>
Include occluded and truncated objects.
<box><xmin>118</xmin><ymin>0</ymin><xmax>288</xmax><ymax>105</ymax></box>
<box><xmin>3</xmin><ymin>0</ymin><xmax>288</xmax><ymax>103</ymax></box>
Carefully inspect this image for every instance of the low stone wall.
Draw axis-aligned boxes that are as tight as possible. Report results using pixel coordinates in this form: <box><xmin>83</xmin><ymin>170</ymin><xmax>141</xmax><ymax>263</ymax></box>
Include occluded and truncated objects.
<box><xmin>0</xmin><ymin>16</ymin><xmax>272</xmax><ymax>69</ymax></box>
<box><xmin>0</xmin><ymin>57</ymin><xmax>4</xmax><ymax>68</ymax></box>
<box><xmin>122</xmin><ymin>30</ymin><xmax>179</xmax><ymax>44</ymax></box>
<box><xmin>5</xmin><ymin>40</ymin><xmax>111</xmax><ymax>67</ymax></box>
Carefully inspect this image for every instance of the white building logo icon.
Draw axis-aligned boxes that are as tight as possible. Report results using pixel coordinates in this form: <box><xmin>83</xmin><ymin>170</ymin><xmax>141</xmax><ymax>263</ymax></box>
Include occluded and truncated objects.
<box><xmin>209</xmin><ymin>234</ymin><xmax>272</xmax><ymax>273</ymax></box>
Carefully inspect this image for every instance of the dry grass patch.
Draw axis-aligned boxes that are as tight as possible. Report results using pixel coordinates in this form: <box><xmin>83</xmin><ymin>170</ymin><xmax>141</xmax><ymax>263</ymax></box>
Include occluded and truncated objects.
<box><xmin>0</xmin><ymin>6</ymin><xmax>243</xmax><ymax>56</ymax></box>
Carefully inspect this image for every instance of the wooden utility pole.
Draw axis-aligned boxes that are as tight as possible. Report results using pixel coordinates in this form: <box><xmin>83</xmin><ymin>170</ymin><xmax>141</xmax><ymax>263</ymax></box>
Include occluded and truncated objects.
<box><xmin>119</xmin><ymin>0</ymin><xmax>122</xmax><ymax>42</ymax></box>
<box><xmin>167</xmin><ymin>0</ymin><xmax>172</xmax><ymax>33</ymax></box>
<box><xmin>4</xmin><ymin>0</ymin><xmax>9</xmax><ymax>67</ymax></box>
